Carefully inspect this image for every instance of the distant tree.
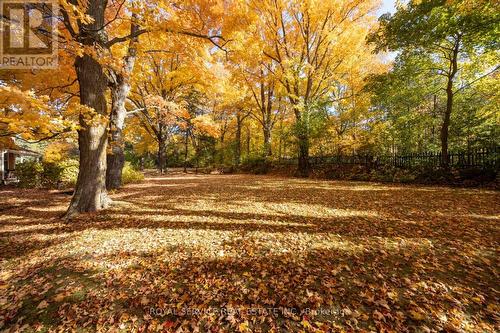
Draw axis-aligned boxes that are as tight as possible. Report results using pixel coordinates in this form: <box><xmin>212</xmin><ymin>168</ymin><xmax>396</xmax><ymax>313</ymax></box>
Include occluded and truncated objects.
<box><xmin>366</xmin><ymin>54</ymin><xmax>443</xmax><ymax>153</ymax></box>
<box><xmin>369</xmin><ymin>0</ymin><xmax>499</xmax><ymax>166</ymax></box>
<box><xmin>239</xmin><ymin>0</ymin><xmax>381</xmax><ymax>176</ymax></box>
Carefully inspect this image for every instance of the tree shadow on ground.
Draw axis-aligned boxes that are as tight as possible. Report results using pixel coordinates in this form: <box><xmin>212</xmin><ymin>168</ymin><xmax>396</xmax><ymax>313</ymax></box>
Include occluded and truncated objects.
<box><xmin>1</xmin><ymin>173</ymin><xmax>499</xmax><ymax>331</ymax></box>
<box><xmin>3</xmin><ymin>243</ymin><xmax>498</xmax><ymax>332</ymax></box>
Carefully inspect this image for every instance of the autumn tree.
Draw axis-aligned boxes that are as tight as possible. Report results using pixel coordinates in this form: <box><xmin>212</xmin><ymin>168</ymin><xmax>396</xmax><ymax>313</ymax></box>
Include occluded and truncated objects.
<box><xmin>104</xmin><ymin>0</ymin><xmax>230</xmax><ymax>188</ymax></box>
<box><xmin>181</xmin><ymin>89</ymin><xmax>205</xmax><ymax>171</ymax></box>
<box><xmin>60</xmin><ymin>0</ymin><xmax>227</xmax><ymax>215</ymax></box>
<box><xmin>233</xmin><ymin>107</ymin><xmax>252</xmax><ymax>165</ymax></box>
<box><xmin>128</xmin><ymin>36</ymin><xmax>218</xmax><ymax>172</ymax></box>
<box><xmin>367</xmin><ymin>54</ymin><xmax>447</xmax><ymax>154</ymax></box>
<box><xmin>229</xmin><ymin>55</ymin><xmax>281</xmax><ymax>157</ymax></box>
<box><xmin>129</xmin><ymin>57</ymin><xmax>191</xmax><ymax>173</ymax></box>
<box><xmin>1</xmin><ymin>0</ymin><xmax>150</xmax><ymax>216</ymax></box>
<box><xmin>58</xmin><ymin>0</ymin><xmax>115</xmax><ymax>217</ymax></box>
<box><xmin>106</xmin><ymin>10</ymin><xmax>140</xmax><ymax>190</ymax></box>
<box><xmin>211</xmin><ymin>72</ymin><xmax>254</xmax><ymax>164</ymax></box>
<box><xmin>246</xmin><ymin>68</ymin><xmax>282</xmax><ymax>157</ymax></box>
<box><xmin>369</xmin><ymin>0</ymin><xmax>499</xmax><ymax>166</ymax></box>
<box><xmin>241</xmin><ymin>0</ymin><xmax>380</xmax><ymax>176</ymax></box>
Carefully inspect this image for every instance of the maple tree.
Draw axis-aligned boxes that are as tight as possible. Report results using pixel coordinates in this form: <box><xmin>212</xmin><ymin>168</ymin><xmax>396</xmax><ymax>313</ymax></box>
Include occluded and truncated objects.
<box><xmin>126</xmin><ymin>35</ymin><xmax>218</xmax><ymax>173</ymax></box>
<box><xmin>228</xmin><ymin>37</ymin><xmax>282</xmax><ymax>158</ymax></box>
<box><xmin>235</xmin><ymin>0</ymin><xmax>382</xmax><ymax>175</ymax></box>
<box><xmin>104</xmin><ymin>0</ymin><xmax>230</xmax><ymax>187</ymax></box>
<box><xmin>1</xmin><ymin>0</ymin><xmax>229</xmax><ymax>215</ymax></box>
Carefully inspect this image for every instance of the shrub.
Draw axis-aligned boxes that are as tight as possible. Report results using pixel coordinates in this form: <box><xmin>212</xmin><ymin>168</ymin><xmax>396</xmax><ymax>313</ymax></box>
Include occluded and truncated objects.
<box><xmin>458</xmin><ymin>167</ymin><xmax>496</xmax><ymax>183</ymax></box>
<box><xmin>40</xmin><ymin>162</ymin><xmax>64</xmax><ymax>188</ymax></box>
<box><xmin>347</xmin><ymin>165</ymin><xmax>371</xmax><ymax>181</ymax></box>
<box><xmin>19</xmin><ymin>160</ymin><xmax>143</xmax><ymax>188</ymax></box>
<box><xmin>16</xmin><ymin>160</ymin><xmax>43</xmax><ymax>188</ymax></box>
<box><xmin>122</xmin><ymin>162</ymin><xmax>144</xmax><ymax>184</ymax></box>
<box><xmin>16</xmin><ymin>159</ymin><xmax>79</xmax><ymax>189</ymax></box>
<box><xmin>369</xmin><ymin>167</ymin><xmax>395</xmax><ymax>182</ymax></box>
<box><xmin>392</xmin><ymin>169</ymin><xmax>417</xmax><ymax>183</ymax></box>
<box><xmin>240</xmin><ymin>156</ymin><xmax>270</xmax><ymax>174</ymax></box>
<box><xmin>42</xmin><ymin>159</ymin><xmax>79</xmax><ymax>188</ymax></box>
<box><xmin>59</xmin><ymin>159</ymin><xmax>79</xmax><ymax>187</ymax></box>
<box><xmin>414</xmin><ymin>167</ymin><xmax>454</xmax><ymax>183</ymax></box>
<box><xmin>220</xmin><ymin>166</ymin><xmax>235</xmax><ymax>174</ymax></box>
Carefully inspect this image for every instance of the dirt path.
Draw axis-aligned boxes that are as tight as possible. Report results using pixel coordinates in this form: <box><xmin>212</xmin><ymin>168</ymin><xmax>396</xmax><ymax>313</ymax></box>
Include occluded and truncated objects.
<box><xmin>1</xmin><ymin>173</ymin><xmax>499</xmax><ymax>331</ymax></box>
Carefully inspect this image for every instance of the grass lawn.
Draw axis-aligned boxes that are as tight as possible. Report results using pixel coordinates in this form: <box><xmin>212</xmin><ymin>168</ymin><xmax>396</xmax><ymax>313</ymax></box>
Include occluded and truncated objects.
<box><xmin>0</xmin><ymin>173</ymin><xmax>499</xmax><ymax>332</ymax></box>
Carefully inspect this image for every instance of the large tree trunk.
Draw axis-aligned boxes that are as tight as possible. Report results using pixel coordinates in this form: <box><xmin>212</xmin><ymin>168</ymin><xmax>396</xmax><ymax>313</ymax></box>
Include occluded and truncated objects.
<box><xmin>183</xmin><ymin>129</ymin><xmax>189</xmax><ymax>172</ymax></box>
<box><xmin>441</xmin><ymin>84</ymin><xmax>453</xmax><ymax>168</ymax></box>
<box><xmin>278</xmin><ymin>114</ymin><xmax>284</xmax><ymax>161</ymax></box>
<box><xmin>158</xmin><ymin>138</ymin><xmax>166</xmax><ymax>174</ymax></box>
<box><xmin>219</xmin><ymin>132</ymin><xmax>225</xmax><ymax>165</ymax></box>
<box><xmin>246</xmin><ymin>126</ymin><xmax>251</xmax><ymax>158</ymax></box>
<box><xmin>297</xmin><ymin>130</ymin><xmax>310</xmax><ymax>177</ymax></box>
<box><xmin>106</xmin><ymin>16</ymin><xmax>139</xmax><ymax>190</ymax></box>
<box><xmin>294</xmin><ymin>109</ymin><xmax>310</xmax><ymax>177</ymax></box>
<box><xmin>65</xmin><ymin>0</ymin><xmax>110</xmax><ymax>218</ymax></box>
<box><xmin>106</xmin><ymin>83</ymin><xmax>127</xmax><ymax>190</ymax></box>
<box><xmin>440</xmin><ymin>36</ymin><xmax>460</xmax><ymax>168</ymax></box>
<box><xmin>263</xmin><ymin>125</ymin><xmax>272</xmax><ymax>157</ymax></box>
<box><xmin>235</xmin><ymin>116</ymin><xmax>242</xmax><ymax>165</ymax></box>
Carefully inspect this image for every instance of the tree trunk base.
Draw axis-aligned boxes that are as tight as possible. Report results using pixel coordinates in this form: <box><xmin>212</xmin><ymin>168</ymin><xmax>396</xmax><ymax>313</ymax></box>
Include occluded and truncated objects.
<box><xmin>294</xmin><ymin>168</ymin><xmax>310</xmax><ymax>178</ymax></box>
<box><xmin>63</xmin><ymin>189</ymin><xmax>112</xmax><ymax>221</ymax></box>
<box><xmin>106</xmin><ymin>152</ymin><xmax>124</xmax><ymax>190</ymax></box>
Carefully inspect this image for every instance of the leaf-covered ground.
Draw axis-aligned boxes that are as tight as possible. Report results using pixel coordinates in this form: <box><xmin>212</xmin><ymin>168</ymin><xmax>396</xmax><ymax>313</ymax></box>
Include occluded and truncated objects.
<box><xmin>1</xmin><ymin>172</ymin><xmax>499</xmax><ymax>332</ymax></box>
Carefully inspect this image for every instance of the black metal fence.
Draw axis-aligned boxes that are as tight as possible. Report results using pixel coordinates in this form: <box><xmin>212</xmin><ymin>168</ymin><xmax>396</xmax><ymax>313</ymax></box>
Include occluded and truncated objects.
<box><xmin>278</xmin><ymin>147</ymin><xmax>500</xmax><ymax>170</ymax></box>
